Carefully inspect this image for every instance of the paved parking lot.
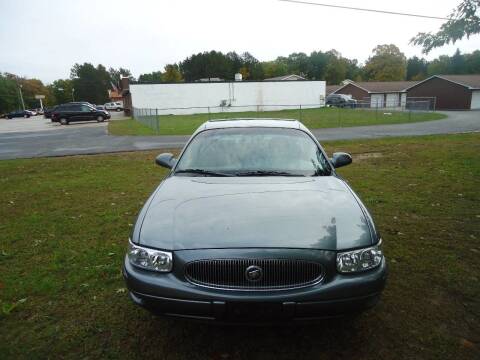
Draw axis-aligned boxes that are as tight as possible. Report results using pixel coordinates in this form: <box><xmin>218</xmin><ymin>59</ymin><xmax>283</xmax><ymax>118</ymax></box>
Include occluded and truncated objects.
<box><xmin>0</xmin><ymin>112</ymin><xmax>126</xmax><ymax>133</ymax></box>
<box><xmin>0</xmin><ymin>111</ymin><xmax>479</xmax><ymax>160</ymax></box>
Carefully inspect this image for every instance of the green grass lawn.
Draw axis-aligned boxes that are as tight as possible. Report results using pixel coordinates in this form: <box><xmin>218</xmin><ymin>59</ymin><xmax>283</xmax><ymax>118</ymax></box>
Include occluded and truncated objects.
<box><xmin>1</xmin><ymin>133</ymin><xmax>479</xmax><ymax>359</ymax></box>
<box><xmin>109</xmin><ymin>107</ymin><xmax>446</xmax><ymax>136</ymax></box>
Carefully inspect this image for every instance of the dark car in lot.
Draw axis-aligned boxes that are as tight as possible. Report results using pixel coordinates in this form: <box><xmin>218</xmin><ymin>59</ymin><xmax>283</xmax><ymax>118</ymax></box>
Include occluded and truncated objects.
<box><xmin>51</xmin><ymin>103</ymin><xmax>110</xmax><ymax>125</ymax></box>
<box><xmin>6</xmin><ymin>110</ymin><xmax>33</xmax><ymax>119</ymax></box>
<box><xmin>123</xmin><ymin>119</ymin><xmax>387</xmax><ymax>323</ymax></box>
<box><xmin>326</xmin><ymin>94</ymin><xmax>357</xmax><ymax>108</ymax></box>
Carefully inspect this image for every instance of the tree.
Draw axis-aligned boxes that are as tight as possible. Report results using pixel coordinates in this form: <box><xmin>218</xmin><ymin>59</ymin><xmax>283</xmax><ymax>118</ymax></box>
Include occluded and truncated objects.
<box><xmin>240</xmin><ymin>52</ymin><xmax>264</xmax><ymax>80</ymax></box>
<box><xmin>363</xmin><ymin>44</ymin><xmax>406</xmax><ymax>81</ymax></box>
<box><xmin>70</xmin><ymin>63</ymin><xmax>110</xmax><ymax>104</ymax></box>
<box><xmin>406</xmin><ymin>56</ymin><xmax>428</xmax><ymax>80</ymax></box>
<box><xmin>465</xmin><ymin>50</ymin><xmax>480</xmax><ymax>72</ymax></box>
<box><xmin>0</xmin><ymin>73</ymin><xmax>20</xmax><ymax>113</ymax></box>
<box><xmin>48</xmin><ymin>79</ymin><xmax>74</xmax><ymax>104</ymax></box>
<box><xmin>325</xmin><ymin>57</ymin><xmax>348</xmax><ymax>84</ymax></box>
<box><xmin>450</xmin><ymin>49</ymin><xmax>466</xmax><ymax>73</ymax></box>
<box><xmin>283</xmin><ymin>52</ymin><xmax>310</xmax><ymax>76</ymax></box>
<box><xmin>108</xmin><ymin>67</ymin><xmax>134</xmax><ymax>89</ymax></box>
<box><xmin>262</xmin><ymin>61</ymin><xmax>288</xmax><ymax>78</ymax></box>
<box><xmin>306</xmin><ymin>51</ymin><xmax>329</xmax><ymax>80</ymax></box>
<box><xmin>162</xmin><ymin>64</ymin><xmax>183</xmax><ymax>82</ymax></box>
<box><xmin>138</xmin><ymin>71</ymin><xmax>163</xmax><ymax>83</ymax></box>
<box><xmin>411</xmin><ymin>0</ymin><xmax>480</xmax><ymax>54</ymax></box>
<box><xmin>427</xmin><ymin>55</ymin><xmax>452</xmax><ymax>75</ymax></box>
<box><xmin>18</xmin><ymin>78</ymin><xmax>49</xmax><ymax>109</ymax></box>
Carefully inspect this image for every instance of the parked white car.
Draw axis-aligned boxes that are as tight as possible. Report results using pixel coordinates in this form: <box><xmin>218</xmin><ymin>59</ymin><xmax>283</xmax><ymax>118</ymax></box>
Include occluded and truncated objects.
<box><xmin>104</xmin><ymin>102</ymin><xmax>123</xmax><ymax>111</ymax></box>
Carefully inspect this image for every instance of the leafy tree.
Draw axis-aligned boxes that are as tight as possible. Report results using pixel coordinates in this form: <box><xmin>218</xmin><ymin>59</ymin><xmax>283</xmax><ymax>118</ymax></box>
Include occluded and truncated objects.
<box><xmin>306</xmin><ymin>51</ymin><xmax>329</xmax><ymax>80</ymax></box>
<box><xmin>226</xmin><ymin>51</ymin><xmax>244</xmax><ymax>75</ymax></box>
<box><xmin>465</xmin><ymin>50</ymin><xmax>480</xmax><ymax>72</ymax></box>
<box><xmin>108</xmin><ymin>67</ymin><xmax>134</xmax><ymax>89</ymax></box>
<box><xmin>406</xmin><ymin>56</ymin><xmax>428</xmax><ymax>80</ymax></box>
<box><xmin>427</xmin><ymin>55</ymin><xmax>452</xmax><ymax>75</ymax></box>
<box><xmin>240</xmin><ymin>52</ymin><xmax>263</xmax><ymax>80</ymax></box>
<box><xmin>48</xmin><ymin>79</ymin><xmax>74</xmax><ymax>105</ymax></box>
<box><xmin>262</xmin><ymin>61</ymin><xmax>288</xmax><ymax>78</ymax></box>
<box><xmin>283</xmin><ymin>52</ymin><xmax>310</xmax><ymax>76</ymax></box>
<box><xmin>450</xmin><ymin>49</ymin><xmax>467</xmax><ymax>73</ymax></box>
<box><xmin>364</xmin><ymin>44</ymin><xmax>406</xmax><ymax>81</ymax></box>
<box><xmin>138</xmin><ymin>71</ymin><xmax>163</xmax><ymax>83</ymax></box>
<box><xmin>411</xmin><ymin>0</ymin><xmax>480</xmax><ymax>54</ymax></box>
<box><xmin>162</xmin><ymin>64</ymin><xmax>183</xmax><ymax>82</ymax></box>
<box><xmin>179</xmin><ymin>50</ymin><xmax>262</xmax><ymax>81</ymax></box>
<box><xmin>325</xmin><ymin>57</ymin><xmax>348</xmax><ymax>84</ymax></box>
<box><xmin>70</xmin><ymin>63</ymin><xmax>110</xmax><ymax>104</ymax></box>
<box><xmin>0</xmin><ymin>73</ymin><xmax>21</xmax><ymax>113</ymax></box>
<box><xmin>17</xmin><ymin>78</ymin><xmax>50</xmax><ymax>109</ymax></box>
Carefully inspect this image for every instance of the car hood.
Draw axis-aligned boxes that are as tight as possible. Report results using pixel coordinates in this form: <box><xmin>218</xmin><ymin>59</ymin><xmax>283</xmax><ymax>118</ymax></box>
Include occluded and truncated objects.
<box><xmin>138</xmin><ymin>176</ymin><xmax>373</xmax><ymax>251</ymax></box>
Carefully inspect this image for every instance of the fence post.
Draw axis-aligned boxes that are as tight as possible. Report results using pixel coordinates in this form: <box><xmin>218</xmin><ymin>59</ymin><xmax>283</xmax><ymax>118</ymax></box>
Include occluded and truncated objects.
<box><xmin>256</xmin><ymin>105</ymin><xmax>259</xmax><ymax>118</ymax></box>
<box><xmin>299</xmin><ymin>104</ymin><xmax>302</xmax><ymax>121</ymax></box>
<box><xmin>156</xmin><ymin>108</ymin><xmax>159</xmax><ymax>134</ymax></box>
<box><xmin>208</xmin><ymin>106</ymin><xmax>211</xmax><ymax>121</ymax></box>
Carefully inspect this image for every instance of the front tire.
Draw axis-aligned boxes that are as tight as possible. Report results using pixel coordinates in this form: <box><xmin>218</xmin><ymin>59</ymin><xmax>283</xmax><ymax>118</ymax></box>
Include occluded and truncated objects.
<box><xmin>60</xmin><ymin>118</ymin><xmax>69</xmax><ymax>125</ymax></box>
<box><xmin>116</xmin><ymin>108</ymin><xmax>121</xmax><ymax>112</ymax></box>
<box><xmin>96</xmin><ymin>115</ymin><xmax>105</xmax><ymax>122</ymax></box>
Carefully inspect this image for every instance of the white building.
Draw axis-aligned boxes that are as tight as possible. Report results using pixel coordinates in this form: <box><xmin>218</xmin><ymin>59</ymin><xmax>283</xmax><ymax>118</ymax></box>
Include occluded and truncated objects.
<box><xmin>128</xmin><ymin>80</ymin><xmax>326</xmax><ymax>115</ymax></box>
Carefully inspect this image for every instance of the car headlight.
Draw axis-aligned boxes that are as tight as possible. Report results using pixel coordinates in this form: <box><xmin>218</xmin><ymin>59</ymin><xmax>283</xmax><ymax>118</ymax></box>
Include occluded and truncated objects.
<box><xmin>336</xmin><ymin>241</ymin><xmax>383</xmax><ymax>273</ymax></box>
<box><xmin>128</xmin><ymin>239</ymin><xmax>173</xmax><ymax>272</ymax></box>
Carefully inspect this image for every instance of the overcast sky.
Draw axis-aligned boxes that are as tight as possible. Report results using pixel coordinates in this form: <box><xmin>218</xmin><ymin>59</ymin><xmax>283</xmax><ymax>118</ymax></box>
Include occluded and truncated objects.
<box><xmin>1</xmin><ymin>0</ymin><xmax>479</xmax><ymax>83</ymax></box>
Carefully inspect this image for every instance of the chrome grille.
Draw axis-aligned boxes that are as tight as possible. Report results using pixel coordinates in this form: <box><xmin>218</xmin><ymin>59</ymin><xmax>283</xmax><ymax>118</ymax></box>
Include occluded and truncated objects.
<box><xmin>184</xmin><ymin>259</ymin><xmax>324</xmax><ymax>290</ymax></box>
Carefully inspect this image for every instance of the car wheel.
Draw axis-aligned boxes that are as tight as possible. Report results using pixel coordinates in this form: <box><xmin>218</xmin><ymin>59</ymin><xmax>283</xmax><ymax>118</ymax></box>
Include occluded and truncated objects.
<box><xmin>60</xmin><ymin>118</ymin><xmax>69</xmax><ymax>125</ymax></box>
<box><xmin>24</xmin><ymin>114</ymin><xmax>28</xmax><ymax>118</ymax></box>
<box><xmin>116</xmin><ymin>108</ymin><xmax>121</xmax><ymax>112</ymax></box>
<box><xmin>96</xmin><ymin>115</ymin><xmax>104</xmax><ymax>122</ymax></box>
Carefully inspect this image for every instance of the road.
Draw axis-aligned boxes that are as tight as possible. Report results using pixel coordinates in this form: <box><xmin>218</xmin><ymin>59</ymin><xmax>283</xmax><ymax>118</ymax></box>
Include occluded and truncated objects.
<box><xmin>0</xmin><ymin>111</ymin><xmax>478</xmax><ymax>160</ymax></box>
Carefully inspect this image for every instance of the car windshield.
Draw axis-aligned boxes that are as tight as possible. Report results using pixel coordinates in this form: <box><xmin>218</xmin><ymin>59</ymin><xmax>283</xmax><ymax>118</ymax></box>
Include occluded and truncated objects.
<box><xmin>174</xmin><ymin>127</ymin><xmax>331</xmax><ymax>176</ymax></box>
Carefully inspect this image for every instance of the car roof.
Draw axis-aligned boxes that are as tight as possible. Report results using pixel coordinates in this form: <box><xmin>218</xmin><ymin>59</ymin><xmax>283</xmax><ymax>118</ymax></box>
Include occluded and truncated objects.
<box><xmin>202</xmin><ymin>118</ymin><xmax>303</xmax><ymax>131</ymax></box>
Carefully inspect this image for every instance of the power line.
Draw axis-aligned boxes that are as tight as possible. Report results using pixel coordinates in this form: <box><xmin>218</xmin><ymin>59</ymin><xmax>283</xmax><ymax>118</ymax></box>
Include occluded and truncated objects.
<box><xmin>278</xmin><ymin>0</ymin><xmax>449</xmax><ymax>20</ymax></box>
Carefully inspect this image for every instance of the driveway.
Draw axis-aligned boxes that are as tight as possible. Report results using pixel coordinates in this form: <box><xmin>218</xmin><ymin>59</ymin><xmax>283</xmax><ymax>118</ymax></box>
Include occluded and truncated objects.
<box><xmin>0</xmin><ymin>111</ymin><xmax>478</xmax><ymax>160</ymax></box>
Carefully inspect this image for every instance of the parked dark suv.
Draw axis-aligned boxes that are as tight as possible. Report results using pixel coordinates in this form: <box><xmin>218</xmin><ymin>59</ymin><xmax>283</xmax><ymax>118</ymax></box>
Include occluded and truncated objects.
<box><xmin>326</xmin><ymin>94</ymin><xmax>357</xmax><ymax>108</ymax></box>
<box><xmin>51</xmin><ymin>103</ymin><xmax>111</xmax><ymax>125</ymax></box>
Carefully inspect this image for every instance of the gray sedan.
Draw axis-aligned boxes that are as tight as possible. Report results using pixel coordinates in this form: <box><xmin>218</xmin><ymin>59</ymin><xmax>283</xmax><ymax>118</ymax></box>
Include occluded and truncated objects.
<box><xmin>123</xmin><ymin>118</ymin><xmax>387</xmax><ymax>323</ymax></box>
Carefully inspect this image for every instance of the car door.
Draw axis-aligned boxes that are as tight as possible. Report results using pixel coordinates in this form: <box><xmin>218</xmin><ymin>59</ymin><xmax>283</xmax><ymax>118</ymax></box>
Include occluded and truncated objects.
<box><xmin>79</xmin><ymin>105</ymin><xmax>95</xmax><ymax>121</ymax></box>
<box><xmin>67</xmin><ymin>104</ymin><xmax>83</xmax><ymax>122</ymax></box>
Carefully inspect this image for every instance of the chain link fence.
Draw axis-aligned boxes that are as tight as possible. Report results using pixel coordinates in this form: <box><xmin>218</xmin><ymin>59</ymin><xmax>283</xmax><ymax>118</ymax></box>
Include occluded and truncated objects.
<box><xmin>132</xmin><ymin>99</ymin><xmax>437</xmax><ymax>135</ymax></box>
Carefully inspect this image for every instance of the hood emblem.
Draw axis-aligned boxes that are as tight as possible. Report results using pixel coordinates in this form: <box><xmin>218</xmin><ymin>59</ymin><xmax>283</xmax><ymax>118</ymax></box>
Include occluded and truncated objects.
<box><xmin>245</xmin><ymin>265</ymin><xmax>263</xmax><ymax>282</ymax></box>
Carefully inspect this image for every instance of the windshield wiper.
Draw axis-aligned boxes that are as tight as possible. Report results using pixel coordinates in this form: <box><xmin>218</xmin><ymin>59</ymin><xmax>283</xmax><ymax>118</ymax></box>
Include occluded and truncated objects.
<box><xmin>175</xmin><ymin>169</ymin><xmax>234</xmax><ymax>177</ymax></box>
<box><xmin>235</xmin><ymin>170</ymin><xmax>305</xmax><ymax>177</ymax></box>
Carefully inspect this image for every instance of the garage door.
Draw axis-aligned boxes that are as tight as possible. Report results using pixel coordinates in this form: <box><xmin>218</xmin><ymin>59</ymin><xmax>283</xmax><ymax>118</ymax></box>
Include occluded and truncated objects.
<box><xmin>371</xmin><ymin>94</ymin><xmax>384</xmax><ymax>108</ymax></box>
<box><xmin>471</xmin><ymin>90</ymin><xmax>480</xmax><ymax>109</ymax></box>
<box><xmin>386</xmin><ymin>93</ymin><xmax>399</xmax><ymax>108</ymax></box>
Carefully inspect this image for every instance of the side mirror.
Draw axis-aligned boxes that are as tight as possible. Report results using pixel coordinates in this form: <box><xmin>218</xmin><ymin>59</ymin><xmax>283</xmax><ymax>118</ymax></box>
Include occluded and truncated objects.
<box><xmin>155</xmin><ymin>153</ymin><xmax>176</xmax><ymax>169</ymax></box>
<box><xmin>331</xmin><ymin>152</ymin><xmax>352</xmax><ymax>168</ymax></box>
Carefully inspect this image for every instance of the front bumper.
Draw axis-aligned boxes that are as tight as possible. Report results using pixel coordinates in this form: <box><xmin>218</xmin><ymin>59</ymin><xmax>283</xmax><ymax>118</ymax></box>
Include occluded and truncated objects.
<box><xmin>123</xmin><ymin>249</ymin><xmax>387</xmax><ymax>323</ymax></box>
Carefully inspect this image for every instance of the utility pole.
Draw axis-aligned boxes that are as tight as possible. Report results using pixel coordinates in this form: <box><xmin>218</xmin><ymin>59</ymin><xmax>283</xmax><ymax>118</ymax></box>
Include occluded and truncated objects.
<box><xmin>72</xmin><ymin>88</ymin><xmax>75</xmax><ymax>102</ymax></box>
<box><xmin>18</xmin><ymin>84</ymin><xmax>25</xmax><ymax>110</ymax></box>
